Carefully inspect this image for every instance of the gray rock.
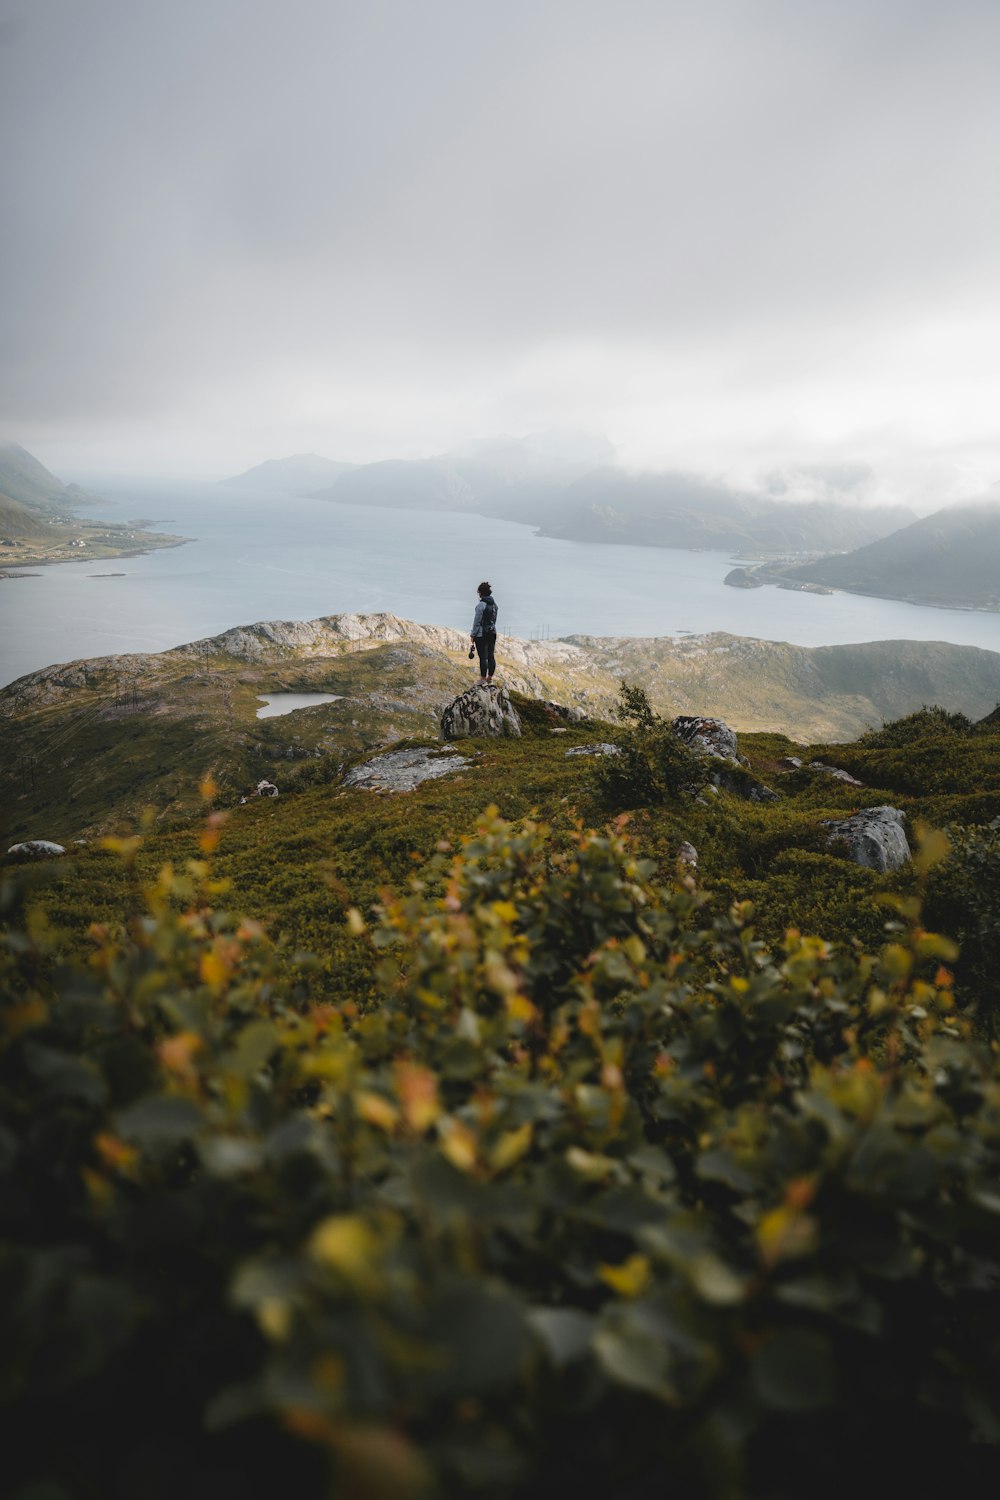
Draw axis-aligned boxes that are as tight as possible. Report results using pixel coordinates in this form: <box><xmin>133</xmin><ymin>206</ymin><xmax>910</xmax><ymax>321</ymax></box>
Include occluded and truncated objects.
<box><xmin>544</xmin><ymin>700</ymin><xmax>587</xmax><ymax>723</ymax></box>
<box><xmin>808</xmin><ymin>760</ymin><xmax>864</xmax><ymax>787</ymax></box>
<box><xmin>672</xmin><ymin>715</ymin><xmax>741</xmax><ymax>763</ymax></box>
<box><xmin>677</xmin><ymin>841</ymin><xmax>699</xmax><ymax>867</ymax></box>
<box><xmin>672</xmin><ymin>714</ymin><xmax>778</xmax><ymax>801</ymax></box>
<box><xmin>712</xmin><ymin>767</ymin><xmax>780</xmax><ymax>802</ymax></box>
<box><xmin>441</xmin><ymin>684</ymin><xmax>522</xmax><ymax>740</ymax></box>
<box><xmin>565</xmin><ymin>742</ymin><xmax>621</xmax><ymax>758</ymax></box>
<box><xmin>254</xmin><ymin>779</ymin><xmax>279</xmax><ymax>797</ymax></box>
<box><xmin>823</xmin><ymin>805</ymin><xmax>910</xmax><ymax>872</ymax></box>
<box><xmin>6</xmin><ymin>839</ymin><xmax>66</xmax><ymax>858</ymax></box>
<box><xmin>343</xmin><ymin>745</ymin><xmax>472</xmax><ymax>793</ymax></box>
<box><xmin>778</xmin><ymin>756</ymin><xmax>803</xmax><ymax>770</ymax></box>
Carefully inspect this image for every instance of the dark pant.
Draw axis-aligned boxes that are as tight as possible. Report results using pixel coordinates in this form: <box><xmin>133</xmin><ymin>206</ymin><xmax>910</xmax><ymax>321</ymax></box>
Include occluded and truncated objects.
<box><xmin>475</xmin><ymin>632</ymin><xmax>496</xmax><ymax>677</ymax></box>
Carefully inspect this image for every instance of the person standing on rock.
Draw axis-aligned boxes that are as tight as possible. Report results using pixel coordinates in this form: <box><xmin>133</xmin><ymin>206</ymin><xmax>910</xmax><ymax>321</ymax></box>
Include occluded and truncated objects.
<box><xmin>470</xmin><ymin>580</ymin><xmax>498</xmax><ymax>687</ymax></box>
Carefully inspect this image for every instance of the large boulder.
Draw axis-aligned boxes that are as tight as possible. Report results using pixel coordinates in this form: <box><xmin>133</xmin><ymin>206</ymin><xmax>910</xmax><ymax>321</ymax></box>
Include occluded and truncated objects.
<box><xmin>441</xmin><ymin>685</ymin><xmax>522</xmax><ymax>740</ymax></box>
<box><xmin>824</xmin><ymin>806</ymin><xmax>910</xmax><ymax>873</ymax></box>
<box><xmin>672</xmin><ymin>715</ymin><xmax>779</xmax><ymax>802</ymax></box>
<box><xmin>672</xmin><ymin>715</ymin><xmax>742</xmax><ymax>763</ymax></box>
<box><xmin>6</xmin><ymin>840</ymin><xmax>66</xmax><ymax>858</ymax></box>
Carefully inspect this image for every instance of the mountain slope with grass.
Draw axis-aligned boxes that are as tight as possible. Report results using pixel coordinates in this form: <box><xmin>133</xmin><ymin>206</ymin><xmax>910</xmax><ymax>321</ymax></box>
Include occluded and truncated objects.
<box><xmin>5</xmin><ymin>672</ymin><xmax>1000</xmax><ymax>1499</ymax></box>
<box><xmin>784</xmin><ymin>497</ymin><xmax>1000</xmax><ymax>609</ymax></box>
<box><xmin>5</xmin><ymin>612</ymin><xmax>1000</xmax><ymax>844</ymax></box>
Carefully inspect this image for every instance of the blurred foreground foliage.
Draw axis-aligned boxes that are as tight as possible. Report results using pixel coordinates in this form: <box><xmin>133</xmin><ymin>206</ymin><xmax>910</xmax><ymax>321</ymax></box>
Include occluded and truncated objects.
<box><xmin>4</xmin><ymin>807</ymin><xmax>1000</xmax><ymax>1500</ymax></box>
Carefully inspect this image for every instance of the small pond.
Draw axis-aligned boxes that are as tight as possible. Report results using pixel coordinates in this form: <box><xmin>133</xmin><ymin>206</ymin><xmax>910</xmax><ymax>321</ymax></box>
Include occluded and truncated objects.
<box><xmin>255</xmin><ymin>693</ymin><xmax>344</xmax><ymax>719</ymax></box>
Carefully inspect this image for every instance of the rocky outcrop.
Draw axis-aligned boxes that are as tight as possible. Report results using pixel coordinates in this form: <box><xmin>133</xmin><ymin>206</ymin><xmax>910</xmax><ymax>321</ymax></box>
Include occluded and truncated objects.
<box><xmin>342</xmin><ymin>745</ymin><xmax>472</xmax><ymax>793</ymax></box>
<box><xmin>809</xmin><ymin>761</ymin><xmax>864</xmax><ymax>787</ymax></box>
<box><xmin>672</xmin><ymin>716</ymin><xmax>743</xmax><ymax>764</ymax></box>
<box><xmin>441</xmin><ymin>685</ymin><xmax>522</xmax><ymax>740</ymax></box>
<box><xmin>824</xmin><ymin>806</ymin><xmax>910</xmax><ymax>872</ymax></box>
<box><xmin>677</xmin><ymin>841</ymin><xmax>698</xmax><ymax>867</ymax></box>
<box><xmin>778</xmin><ymin>756</ymin><xmax>864</xmax><ymax>786</ymax></box>
<box><xmin>565</xmin><ymin>742</ymin><xmax>621</xmax><ymax>757</ymax></box>
<box><xmin>543</xmin><ymin>700</ymin><xmax>588</xmax><ymax>723</ymax></box>
<box><xmin>672</xmin><ymin>715</ymin><xmax>778</xmax><ymax>802</ymax></box>
<box><xmin>6</xmin><ymin>839</ymin><xmax>66</xmax><ymax>858</ymax></box>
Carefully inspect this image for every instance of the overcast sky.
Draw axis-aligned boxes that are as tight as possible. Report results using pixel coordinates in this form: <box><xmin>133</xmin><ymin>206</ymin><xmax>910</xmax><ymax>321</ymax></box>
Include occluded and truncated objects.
<box><xmin>1</xmin><ymin>0</ymin><xmax>998</xmax><ymax>506</ymax></box>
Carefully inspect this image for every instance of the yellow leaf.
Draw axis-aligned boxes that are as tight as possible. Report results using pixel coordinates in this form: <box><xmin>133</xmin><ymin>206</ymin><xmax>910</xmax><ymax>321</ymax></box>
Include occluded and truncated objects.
<box><xmin>757</xmin><ymin>1204</ymin><xmax>818</xmax><ymax>1268</ymax></box>
<box><xmin>308</xmin><ymin>1214</ymin><xmax>383</xmax><ymax>1288</ymax></box>
<box><xmin>505</xmin><ymin>993</ymin><xmax>538</xmax><ymax>1025</ymax></box>
<box><xmin>198</xmin><ymin>826</ymin><xmax>221</xmax><ymax>855</ymax></box>
<box><xmin>489</xmin><ymin>1122</ymin><xmax>533</xmax><ymax>1173</ymax></box>
<box><xmin>599</xmin><ymin>1253</ymin><xmax>651</xmax><ymax>1298</ymax></box>
<box><xmin>158</xmin><ymin>1031</ymin><xmax>202</xmax><ymax>1078</ymax></box>
<box><xmin>199</xmin><ymin>774</ymin><xmax>218</xmax><ymax>801</ymax></box>
<box><xmin>346</xmin><ymin>907</ymin><xmax>367</xmax><ymax>936</ymax></box>
<box><xmin>199</xmin><ymin>950</ymin><xmax>229</xmax><ymax>988</ymax></box>
<box><xmin>566</xmin><ymin>1146</ymin><xmax>616</xmax><ymax>1181</ymax></box>
<box><xmin>394</xmin><ymin>1061</ymin><xmax>441</xmax><ymax>1132</ymax></box>
<box><xmin>357</xmin><ymin>1090</ymin><xmax>400</xmax><ymax>1133</ymax></box>
<box><xmin>439</xmin><ymin>1117</ymin><xmax>478</xmax><ymax>1173</ymax></box>
<box><xmin>99</xmin><ymin>835</ymin><xmax>143</xmax><ymax>863</ymax></box>
<box><xmin>623</xmin><ymin>935</ymin><xmax>646</xmax><ymax>964</ymax></box>
<box><xmin>94</xmin><ymin>1132</ymin><xmax>138</xmax><ymax>1174</ymax></box>
<box><xmin>257</xmin><ymin>1296</ymin><xmax>292</xmax><ymax>1341</ymax></box>
<box><xmin>912</xmin><ymin>824</ymin><xmax>950</xmax><ymax>874</ymax></box>
<box><xmin>491</xmin><ymin>900</ymin><xmax>519</xmax><ymax>923</ymax></box>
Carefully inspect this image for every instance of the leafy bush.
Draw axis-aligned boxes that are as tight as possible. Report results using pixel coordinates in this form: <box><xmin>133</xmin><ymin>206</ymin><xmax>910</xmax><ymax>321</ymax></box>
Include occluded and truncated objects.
<box><xmin>595</xmin><ymin>682</ymin><xmax>708</xmax><ymax>809</ymax></box>
<box><xmin>855</xmin><ymin>704</ymin><xmax>974</xmax><ymax>749</ymax></box>
<box><xmin>4</xmin><ymin>809</ymin><xmax>1000</xmax><ymax>1498</ymax></box>
<box><xmin>926</xmin><ymin>816</ymin><xmax>1000</xmax><ymax>1026</ymax></box>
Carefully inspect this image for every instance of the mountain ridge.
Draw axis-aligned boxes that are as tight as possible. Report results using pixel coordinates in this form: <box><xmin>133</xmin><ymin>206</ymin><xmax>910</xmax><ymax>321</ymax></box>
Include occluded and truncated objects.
<box><xmin>5</xmin><ymin>611</ymin><xmax>1000</xmax><ymax>842</ymax></box>
<box><xmin>784</xmin><ymin>497</ymin><xmax>1000</xmax><ymax>609</ymax></box>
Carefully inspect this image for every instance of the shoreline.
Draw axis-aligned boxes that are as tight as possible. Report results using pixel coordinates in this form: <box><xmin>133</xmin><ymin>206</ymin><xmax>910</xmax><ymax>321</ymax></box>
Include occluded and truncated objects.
<box><xmin>0</xmin><ymin>534</ymin><xmax>191</xmax><ymax>572</ymax></box>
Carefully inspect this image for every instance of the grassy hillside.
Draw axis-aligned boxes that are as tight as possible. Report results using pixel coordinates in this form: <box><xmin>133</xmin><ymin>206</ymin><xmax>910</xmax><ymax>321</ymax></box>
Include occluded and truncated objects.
<box><xmin>785</xmin><ymin>498</ymin><xmax>1000</xmax><ymax>609</ymax></box>
<box><xmin>0</xmin><ymin>489</ymin><xmax>49</xmax><ymax>539</ymax></box>
<box><xmin>6</xmin><ymin>668</ymin><xmax>1000</xmax><ymax>1496</ymax></box>
<box><xmin>5</xmin><ymin>614</ymin><xmax>1000</xmax><ymax>845</ymax></box>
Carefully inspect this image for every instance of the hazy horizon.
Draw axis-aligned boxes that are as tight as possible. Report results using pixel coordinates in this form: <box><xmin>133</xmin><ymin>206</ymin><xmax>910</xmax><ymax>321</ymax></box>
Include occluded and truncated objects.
<box><xmin>2</xmin><ymin>0</ymin><xmax>998</xmax><ymax>511</ymax></box>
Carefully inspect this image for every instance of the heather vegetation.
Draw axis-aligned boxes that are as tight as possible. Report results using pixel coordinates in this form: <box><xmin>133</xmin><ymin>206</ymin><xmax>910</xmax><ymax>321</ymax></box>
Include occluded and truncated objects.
<box><xmin>4</xmin><ymin>694</ymin><xmax>1000</xmax><ymax>1498</ymax></box>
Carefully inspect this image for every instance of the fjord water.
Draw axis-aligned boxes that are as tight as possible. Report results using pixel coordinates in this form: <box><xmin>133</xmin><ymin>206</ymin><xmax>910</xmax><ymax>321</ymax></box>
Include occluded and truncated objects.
<box><xmin>4</xmin><ymin>479</ymin><xmax>1000</xmax><ymax>688</ymax></box>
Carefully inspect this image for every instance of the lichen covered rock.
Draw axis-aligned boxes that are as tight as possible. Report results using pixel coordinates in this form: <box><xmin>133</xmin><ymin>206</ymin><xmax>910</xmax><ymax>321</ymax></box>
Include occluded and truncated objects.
<box><xmin>824</xmin><ymin>805</ymin><xmax>910</xmax><ymax>872</ymax></box>
<box><xmin>672</xmin><ymin>715</ymin><xmax>742</xmax><ymax>763</ymax></box>
<box><xmin>343</xmin><ymin>745</ymin><xmax>472</xmax><ymax>793</ymax></box>
<box><xmin>441</xmin><ymin>685</ymin><xmax>522</xmax><ymax>740</ymax></box>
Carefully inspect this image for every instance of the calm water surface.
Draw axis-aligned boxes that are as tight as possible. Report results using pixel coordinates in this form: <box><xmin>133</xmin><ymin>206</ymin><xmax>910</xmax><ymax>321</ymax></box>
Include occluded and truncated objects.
<box><xmin>255</xmin><ymin>693</ymin><xmax>344</xmax><ymax>719</ymax></box>
<box><xmin>3</xmin><ymin>479</ymin><xmax>1000</xmax><ymax>687</ymax></box>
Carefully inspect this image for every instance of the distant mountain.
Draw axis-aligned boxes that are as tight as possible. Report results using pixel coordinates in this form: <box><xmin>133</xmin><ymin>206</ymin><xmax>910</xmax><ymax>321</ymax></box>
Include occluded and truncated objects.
<box><xmin>785</xmin><ymin>498</ymin><xmax>1000</xmax><ymax>610</ymax></box>
<box><xmin>529</xmin><ymin>469</ymin><xmax>915</xmax><ymax>555</ymax></box>
<box><xmin>306</xmin><ymin>434</ymin><xmax>913</xmax><ymax>556</ymax></box>
<box><xmin>310</xmin><ymin>432</ymin><xmax>616</xmax><ymax>515</ymax></box>
<box><xmin>0</xmin><ymin>442</ymin><xmax>86</xmax><ymax>515</ymax></box>
<box><xmin>0</xmin><ymin>491</ymin><xmax>50</xmax><ymax>539</ymax></box>
<box><xmin>222</xmin><ymin>453</ymin><xmax>356</xmax><ymax>493</ymax></box>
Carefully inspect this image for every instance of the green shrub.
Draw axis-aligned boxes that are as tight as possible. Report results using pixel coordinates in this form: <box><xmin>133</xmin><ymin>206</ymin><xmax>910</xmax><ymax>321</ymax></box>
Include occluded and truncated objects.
<box><xmin>926</xmin><ymin>817</ymin><xmax>1000</xmax><ymax>1026</ymax></box>
<box><xmin>4</xmin><ymin>809</ymin><xmax>1000</xmax><ymax>1498</ymax></box>
<box><xmin>855</xmin><ymin>704</ymin><xmax>974</xmax><ymax>749</ymax></box>
<box><xmin>595</xmin><ymin>682</ymin><xmax>708</xmax><ymax>809</ymax></box>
